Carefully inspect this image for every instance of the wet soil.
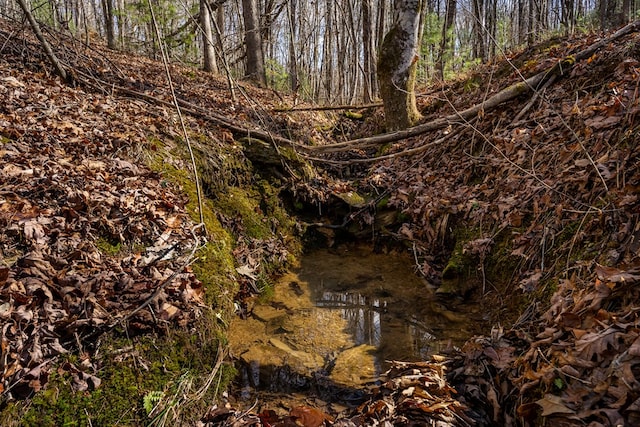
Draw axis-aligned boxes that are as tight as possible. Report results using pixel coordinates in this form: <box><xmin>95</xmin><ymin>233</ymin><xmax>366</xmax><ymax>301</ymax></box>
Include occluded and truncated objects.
<box><xmin>227</xmin><ymin>244</ymin><xmax>490</xmax><ymax>416</ymax></box>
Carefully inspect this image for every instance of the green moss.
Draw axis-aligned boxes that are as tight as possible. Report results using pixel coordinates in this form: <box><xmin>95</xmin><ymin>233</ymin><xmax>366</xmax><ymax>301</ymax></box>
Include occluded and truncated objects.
<box><xmin>344</xmin><ymin>111</ymin><xmax>363</xmax><ymax>120</ymax></box>
<box><xmin>0</xmin><ymin>402</ymin><xmax>21</xmax><ymax>427</ymax></box>
<box><xmin>376</xmin><ymin>195</ymin><xmax>391</xmax><ymax>209</ymax></box>
<box><xmin>437</xmin><ymin>225</ymin><xmax>479</xmax><ymax>296</ymax></box>
<box><xmin>439</xmin><ymin>245</ymin><xmax>475</xmax><ymax>296</ymax></box>
<box><xmin>21</xmin><ymin>320</ymin><xmax>233</xmax><ymax>426</ymax></box>
<box><xmin>335</xmin><ymin>191</ymin><xmax>367</xmax><ymax>208</ymax></box>
<box><xmin>147</xmin><ymin>140</ymin><xmax>237</xmax><ymax>304</ymax></box>
<box><xmin>215</xmin><ymin>186</ymin><xmax>270</xmax><ymax>239</ymax></box>
<box><xmin>483</xmin><ymin>228</ymin><xmax>522</xmax><ymax>288</ymax></box>
<box><xmin>8</xmin><ymin>128</ymin><xmax>304</xmax><ymax>425</ymax></box>
<box><xmin>463</xmin><ymin>77</ymin><xmax>481</xmax><ymax>92</ymax></box>
<box><xmin>277</xmin><ymin>146</ymin><xmax>316</xmax><ymax>180</ymax></box>
<box><xmin>95</xmin><ymin>237</ymin><xmax>122</xmax><ymax>256</ymax></box>
<box><xmin>14</xmin><ymin>138</ymin><xmax>242</xmax><ymax>425</ymax></box>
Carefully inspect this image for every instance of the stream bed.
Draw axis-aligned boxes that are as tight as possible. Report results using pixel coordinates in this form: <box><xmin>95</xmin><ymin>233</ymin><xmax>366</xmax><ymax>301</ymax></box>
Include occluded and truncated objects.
<box><xmin>227</xmin><ymin>244</ymin><xmax>488</xmax><ymax>415</ymax></box>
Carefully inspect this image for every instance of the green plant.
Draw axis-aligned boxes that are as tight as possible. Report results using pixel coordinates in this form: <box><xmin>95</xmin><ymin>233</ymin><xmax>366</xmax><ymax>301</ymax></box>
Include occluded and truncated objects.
<box><xmin>143</xmin><ymin>390</ymin><xmax>165</xmax><ymax>415</ymax></box>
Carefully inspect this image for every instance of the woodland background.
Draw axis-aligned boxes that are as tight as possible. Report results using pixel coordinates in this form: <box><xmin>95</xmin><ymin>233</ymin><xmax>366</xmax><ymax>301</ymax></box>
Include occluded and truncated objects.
<box><xmin>1</xmin><ymin>0</ymin><xmax>638</xmax><ymax>103</ymax></box>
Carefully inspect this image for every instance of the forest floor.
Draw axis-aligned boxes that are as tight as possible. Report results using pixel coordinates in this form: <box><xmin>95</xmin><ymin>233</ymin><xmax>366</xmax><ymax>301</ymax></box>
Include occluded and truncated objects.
<box><xmin>1</xmin><ymin>17</ymin><xmax>640</xmax><ymax>427</ymax></box>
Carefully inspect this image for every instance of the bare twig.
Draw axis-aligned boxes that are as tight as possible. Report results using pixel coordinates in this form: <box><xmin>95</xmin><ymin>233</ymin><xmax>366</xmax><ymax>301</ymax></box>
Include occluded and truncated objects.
<box><xmin>15</xmin><ymin>0</ymin><xmax>69</xmax><ymax>82</ymax></box>
<box><xmin>273</xmin><ymin>102</ymin><xmax>382</xmax><ymax>112</ymax></box>
<box><xmin>147</xmin><ymin>0</ymin><xmax>206</xmax><ymax>228</ymax></box>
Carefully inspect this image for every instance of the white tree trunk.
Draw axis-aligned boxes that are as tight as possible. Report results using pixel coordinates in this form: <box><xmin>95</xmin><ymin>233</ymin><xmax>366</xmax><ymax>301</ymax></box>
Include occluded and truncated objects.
<box><xmin>377</xmin><ymin>0</ymin><xmax>422</xmax><ymax>130</ymax></box>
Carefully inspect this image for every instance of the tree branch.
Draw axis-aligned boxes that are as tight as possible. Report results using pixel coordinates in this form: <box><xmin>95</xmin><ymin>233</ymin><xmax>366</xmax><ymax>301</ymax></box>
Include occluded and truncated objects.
<box><xmin>272</xmin><ymin>102</ymin><xmax>382</xmax><ymax>112</ymax></box>
<box><xmin>15</xmin><ymin>0</ymin><xmax>70</xmax><ymax>83</ymax></box>
<box><xmin>308</xmin><ymin>19</ymin><xmax>640</xmax><ymax>154</ymax></box>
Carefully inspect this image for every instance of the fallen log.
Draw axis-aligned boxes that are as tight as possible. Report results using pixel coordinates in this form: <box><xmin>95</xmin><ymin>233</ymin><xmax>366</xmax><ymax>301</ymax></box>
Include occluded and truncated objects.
<box><xmin>272</xmin><ymin>102</ymin><xmax>382</xmax><ymax>112</ymax></box>
<box><xmin>308</xmin><ymin>19</ymin><xmax>640</xmax><ymax>154</ymax></box>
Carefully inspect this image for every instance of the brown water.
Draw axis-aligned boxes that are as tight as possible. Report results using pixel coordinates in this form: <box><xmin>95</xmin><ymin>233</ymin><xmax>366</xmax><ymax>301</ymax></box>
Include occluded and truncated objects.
<box><xmin>227</xmin><ymin>244</ymin><xmax>487</xmax><ymax>414</ymax></box>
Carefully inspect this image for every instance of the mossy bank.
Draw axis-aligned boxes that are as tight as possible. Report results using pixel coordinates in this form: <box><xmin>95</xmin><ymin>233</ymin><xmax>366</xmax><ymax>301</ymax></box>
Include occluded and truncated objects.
<box><xmin>1</xmin><ymin>131</ymin><xmax>303</xmax><ymax>426</ymax></box>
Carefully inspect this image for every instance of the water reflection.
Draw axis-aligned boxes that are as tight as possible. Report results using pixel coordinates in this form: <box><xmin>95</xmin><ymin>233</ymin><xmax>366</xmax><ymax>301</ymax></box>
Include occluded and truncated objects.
<box><xmin>314</xmin><ymin>290</ymin><xmax>445</xmax><ymax>368</ymax></box>
<box><xmin>299</xmin><ymin>245</ymin><xmax>477</xmax><ymax>367</ymax></box>
<box><xmin>228</xmin><ymin>244</ymin><xmax>485</xmax><ymax>409</ymax></box>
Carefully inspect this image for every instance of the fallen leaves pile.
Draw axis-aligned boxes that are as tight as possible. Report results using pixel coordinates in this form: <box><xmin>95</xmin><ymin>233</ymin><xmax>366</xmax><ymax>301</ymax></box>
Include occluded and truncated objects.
<box><xmin>357</xmin><ymin>29</ymin><xmax>640</xmax><ymax>292</ymax></box>
<box><xmin>201</xmin><ymin>360</ymin><xmax>465</xmax><ymax>427</ymax></box>
<box><xmin>0</xmin><ymin>59</ymin><xmax>206</xmax><ymax>399</ymax></box>
<box><xmin>341</xmin><ymin>360</ymin><xmax>469</xmax><ymax>427</ymax></box>
<box><xmin>449</xmin><ymin>263</ymin><xmax>640</xmax><ymax>426</ymax></box>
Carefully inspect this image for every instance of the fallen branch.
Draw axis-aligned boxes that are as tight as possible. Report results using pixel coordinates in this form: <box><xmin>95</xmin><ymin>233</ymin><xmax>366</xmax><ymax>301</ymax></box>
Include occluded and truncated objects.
<box><xmin>74</xmin><ymin>69</ymin><xmax>311</xmax><ymax>153</ymax></box>
<box><xmin>15</xmin><ymin>0</ymin><xmax>70</xmax><ymax>83</ymax></box>
<box><xmin>306</xmin><ymin>124</ymin><xmax>467</xmax><ymax>165</ymax></box>
<box><xmin>308</xmin><ymin>19</ymin><xmax>640</xmax><ymax>154</ymax></box>
<box><xmin>272</xmin><ymin>102</ymin><xmax>382</xmax><ymax>112</ymax></box>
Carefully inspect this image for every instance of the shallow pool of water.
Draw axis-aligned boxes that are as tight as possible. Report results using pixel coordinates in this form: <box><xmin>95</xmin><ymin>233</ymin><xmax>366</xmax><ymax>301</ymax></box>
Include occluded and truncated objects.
<box><xmin>227</xmin><ymin>244</ymin><xmax>487</xmax><ymax>414</ymax></box>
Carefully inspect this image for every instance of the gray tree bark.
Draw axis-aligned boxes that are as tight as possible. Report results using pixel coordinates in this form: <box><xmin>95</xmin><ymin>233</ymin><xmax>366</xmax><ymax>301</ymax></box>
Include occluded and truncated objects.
<box><xmin>201</xmin><ymin>0</ymin><xmax>218</xmax><ymax>72</ymax></box>
<box><xmin>101</xmin><ymin>0</ymin><xmax>116</xmax><ymax>49</ymax></box>
<box><xmin>362</xmin><ymin>0</ymin><xmax>375</xmax><ymax>103</ymax></box>
<box><xmin>377</xmin><ymin>0</ymin><xmax>422</xmax><ymax>130</ymax></box>
<box><xmin>436</xmin><ymin>0</ymin><xmax>456</xmax><ymax>78</ymax></box>
<box><xmin>242</xmin><ymin>0</ymin><xmax>266</xmax><ymax>85</ymax></box>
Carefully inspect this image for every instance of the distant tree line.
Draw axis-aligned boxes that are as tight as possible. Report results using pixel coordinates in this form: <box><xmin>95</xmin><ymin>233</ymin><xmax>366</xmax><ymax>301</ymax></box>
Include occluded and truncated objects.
<box><xmin>1</xmin><ymin>0</ymin><xmax>637</xmax><ymax>104</ymax></box>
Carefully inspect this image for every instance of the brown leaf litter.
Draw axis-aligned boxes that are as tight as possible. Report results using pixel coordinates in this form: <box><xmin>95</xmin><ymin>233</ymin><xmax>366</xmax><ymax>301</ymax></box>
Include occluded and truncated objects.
<box><xmin>0</xmin><ymin>55</ymin><xmax>205</xmax><ymax>400</ymax></box>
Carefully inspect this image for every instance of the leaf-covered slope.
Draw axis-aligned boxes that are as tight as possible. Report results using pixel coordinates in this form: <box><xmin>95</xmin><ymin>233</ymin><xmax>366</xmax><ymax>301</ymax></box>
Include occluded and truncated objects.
<box><xmin>0</xmin><ymin>17</ymin><xmax>300</xmax><ymax>425</ymax></box>
<box><xmin>351</xmin><ymin>29</ymin><xmax>640</xmax><ymax>299</ymax></box>
<box><xmin>0</xmin><ymin>49</ymin><xmax>208</xmax><ymax>400</ymax></box>
<box><xmin>334</xmin><ymin>25</ymin><xmax>640</xmax><ymax>427</ymax></box>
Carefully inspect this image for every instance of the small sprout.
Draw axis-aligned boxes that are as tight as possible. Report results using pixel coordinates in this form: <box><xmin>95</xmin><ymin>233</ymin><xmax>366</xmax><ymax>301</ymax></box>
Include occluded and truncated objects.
<box><xmin>554</xmin><ymin>377</ymin><xmax>564</xmax><ymax>390</ymax></box>
<box><xmin>143</xmin><ymin>390</ymin><xmax>165</xmax><ymax>416</ymax></box>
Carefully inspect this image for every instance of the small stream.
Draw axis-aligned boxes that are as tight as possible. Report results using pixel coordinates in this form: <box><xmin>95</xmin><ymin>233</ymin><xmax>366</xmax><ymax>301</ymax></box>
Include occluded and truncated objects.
<box><xmin>228</xmin><ymin>244</ymin><xmax>488</xmax><ymax>415</ymax></box>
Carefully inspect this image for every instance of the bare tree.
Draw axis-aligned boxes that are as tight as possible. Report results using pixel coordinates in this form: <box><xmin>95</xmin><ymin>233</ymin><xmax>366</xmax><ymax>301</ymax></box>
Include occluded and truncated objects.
<box><xmin>362</xmin><ymin>0</ymin><xmax>376</xmax><ymax>102</ymax></box>
<box><xmin>201</xmin><ymin>0</ymin><xmax>218</xmax><ymax>72</ymax></box>
<box><xmin>436</xmin><ymin>0</ymin><xmax>456</xmax><ymax>78</ymax></box>
<box><xmin>242</xmin><ymin>0</ymin><xmax>266</xmax><ymax>85</ymax></box>
<box><xmin>101</xmin><ymin>0</ymin><xmax>116</xmax><ymax>48</ymax></box>
<box><xmin>378</xmin><ymin>0</ymin><xmax>423</xmax><ymax>130</ymax></box>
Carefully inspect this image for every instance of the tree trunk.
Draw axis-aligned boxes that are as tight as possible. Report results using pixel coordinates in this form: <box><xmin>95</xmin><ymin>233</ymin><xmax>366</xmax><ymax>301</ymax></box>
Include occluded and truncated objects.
<box><xmin>242</xmin><ymin>0</ymin><xmax>266</xmax><ymax>85</ymax></box>
<box><xmin>201</xmin><ymin>0</ymin><xmax>218</xmax><ymax>73</ymax></box>
<box><xmin>100</xmin><ymin>0</ymin><xmax>116</xmax><ymax>48</ymax></box>
<box><xmin>16</xmin><ymin>0</ymin><xmax>69</xmax><ymax>82</ymax></box>
<box><xmin>287</xmin><ymin>0</ymin><xmax>298</xmax><ymax>93</ymax></box>
<box><xmin>322</xmin><ymin>0</ymin><xmax>334</xmax><ymax>102</ymax></box>
<box><xmin>472</xmin><ymin>0</ymin><xmax>485</xmax><ymax>61</ymax></box>
<box><xmin>487</xmin><ymin>0</ymin><xmax>496</xmax><ymax>58</ymax></box>
<box><xmin>561</xmin><ymin>0</ymin><xmax>575</xmax><ymax>35</ymax></box>
<box><xmin>436</xmin><ymin>0</ymin><xmax>456</xmax><ymax>79</ymax></box>
<box><xmin>377</xmin><ymin>0</ymin><xmax>423</xmax><ymax>131</ymax></box>
<box><xmin>362</xmin><ymin>0</ymin><xmax>375</xmax><ymax>103</ymax></box>
<box><xmin>622</xmin><ymin>0</ymin><xmax>631</xmax><ymax>23</ymax></box>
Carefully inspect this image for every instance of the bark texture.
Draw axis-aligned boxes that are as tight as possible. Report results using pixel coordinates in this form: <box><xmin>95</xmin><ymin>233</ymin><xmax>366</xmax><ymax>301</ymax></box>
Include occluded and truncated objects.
<box><xmin>201</xmin><ymin>0</ymin><xmax>218</xmax><ymax>73</ymax></box>
<box><xmin>242</xmin><ymin>0</ymin><xmax>266</xmax><ymax>85</ymax></box>
<box><xmin>377</xmin><ymin>0</ymin><xmax>422</xmax><ymax>131</ymax></box>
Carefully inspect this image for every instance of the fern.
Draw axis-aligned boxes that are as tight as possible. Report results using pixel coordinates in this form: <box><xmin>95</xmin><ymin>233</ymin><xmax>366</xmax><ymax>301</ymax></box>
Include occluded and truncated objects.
<box><xmin>143</xmin><ymin>390</ymin><xmax>165</xmax><ymax>416</ymax></box>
